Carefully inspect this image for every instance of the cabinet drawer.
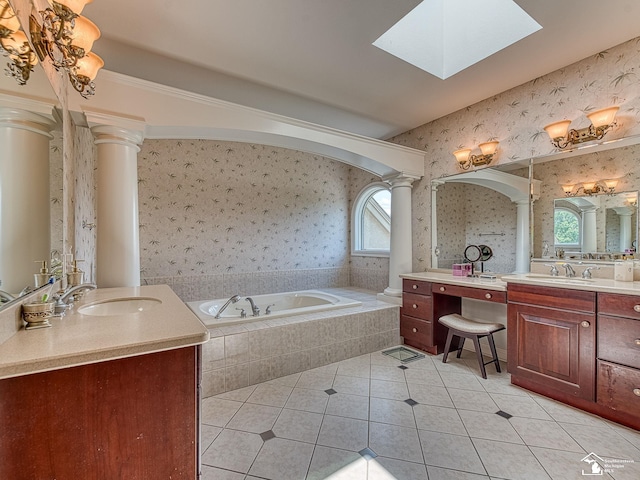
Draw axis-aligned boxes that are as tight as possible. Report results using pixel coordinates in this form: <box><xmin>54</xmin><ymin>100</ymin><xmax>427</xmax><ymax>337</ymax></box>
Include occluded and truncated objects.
<box><xmin>598</xmin><ymin>315</ymin><xmax>640</xmax><ymax>369</ymax></box>
<box><xmin>403</xmin><ymin>279</ymin><xmax>431</xmax><ymax>295</ymax></box>
<box><xmin>508</xmin><ymin>283</ymin><xmax>595</xmax><ymax>313</ymax></box>
<box><xmin>402</xmin><ymin>292</ymin><xmax>433</xmax><ymax>320</ymax></box>
<box><xmin>597</xmin><ymin>360</ymin><xmax>640</xmax><ymax>420</ymax></box>
<box><xmin>401</xmin><ymin>315</ymin><xmax>433</xmax><ymax>349</ymax></box>
<box><xmin>598</xmin><ymin>293</ymin><xmax>640</xmax><ymax>320</ymax></box>
<box><xmin>432</xmin><ymin>283</ymin><xmax>506</xmax><ymax>303</ymax></box>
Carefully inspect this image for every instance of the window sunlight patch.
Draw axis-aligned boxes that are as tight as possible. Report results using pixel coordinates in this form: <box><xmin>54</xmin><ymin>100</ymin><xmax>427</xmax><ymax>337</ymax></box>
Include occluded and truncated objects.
<box><xmin>373</xmin><ymin>0</ymin><xmax>542</xmax><ymax>79</ymax></box>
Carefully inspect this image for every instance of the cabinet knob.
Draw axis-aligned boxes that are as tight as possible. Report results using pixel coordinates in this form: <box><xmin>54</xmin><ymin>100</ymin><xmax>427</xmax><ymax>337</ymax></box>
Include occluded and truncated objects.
<box><xmin>634</xmin><ymin>388</ymin><xmax>640</xmax><ymax>397</ymax></box>
<box><xmin>635</xmin><ymin>339</ymin><xmax>640</xmax><ymax>346</ymax></box>
<box><xmin>439</xmin><ymin>286</ymin><xmax>446</xmax><ymax>292</ymax></box>
<box><xmin>413</xmin><ymin>284</ymin><xmax>418</xmax><ymax>290</ymax></box>
<box><xmin>634</xmin><ymin>305</ymin><xmax>640</xmax><ymax>313</ymax></box>
<box><xmin>412</xmin><ymin>304</ymin><xmax>418</xmax><ymax>309</ymax></box>
<box><xmin>412</xmin><ymin>328</ymin><xmax>417</xmax><ymax>333</ymax></box>
<box><xmin>485</xmin><ymin>293</ymin><xmax>492</xmax><ymax>299</ymax></box>
<box><xmin>581</xmin><ymin>321</ymin><xmax>591</xmax><ymax>328</ymax></box>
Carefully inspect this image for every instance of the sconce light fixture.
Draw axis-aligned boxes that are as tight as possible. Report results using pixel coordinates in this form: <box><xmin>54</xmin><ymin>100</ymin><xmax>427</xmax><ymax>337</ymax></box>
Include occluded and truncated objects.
<box><xmin>453</xmin><ymin>141</ymin><xmax>499</xmax><ymax>170</ymax></box>
<box><xmin>562</xmin><ymin>179</ymin><xmax>618</xmax><ymax>197</ymax></box>
<box><xmin>544</xmin><ymin>106</ymin><xmax>619</xmax><ymax>149</ymax></box>
<box><xmin>29</xmin><ymin>0</ymin><xmax>103</xmax><ymax>98</ymax></box>
<box><xmin>0</xmin><ymin>0</ymin><xmax>38</xmax><ymax>85</ymax></box>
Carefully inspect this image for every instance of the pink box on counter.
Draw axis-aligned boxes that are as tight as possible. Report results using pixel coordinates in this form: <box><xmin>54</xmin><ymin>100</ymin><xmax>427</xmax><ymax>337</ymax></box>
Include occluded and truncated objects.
<box><xmin>452</xmin><ymin>263</ymin><xmax>472</xmax><ymax>276</ymax></box>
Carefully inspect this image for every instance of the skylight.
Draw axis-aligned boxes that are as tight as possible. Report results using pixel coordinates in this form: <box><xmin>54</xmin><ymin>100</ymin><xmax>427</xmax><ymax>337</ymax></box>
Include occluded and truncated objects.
<box><xmin>373</xmin><ymin>0</ymin><xmax>542</xmax><ymax>80</ymax></box>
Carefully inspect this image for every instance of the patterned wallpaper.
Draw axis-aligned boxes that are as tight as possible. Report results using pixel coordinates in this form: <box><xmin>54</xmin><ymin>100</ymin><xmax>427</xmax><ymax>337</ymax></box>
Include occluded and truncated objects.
<box><xmin>390</xmin><ymin>36</ymin><xmax>640</xmax><ymax>271</ymax></box>
<box><xmin>532</xmin><ymin>143</ymin><xmax>640</xmax><ymax>257</ymax></box>
<box><xmin>137</xmin><ymin>140</ymin><xmax>356</xmax><ymax>279</ymax></box>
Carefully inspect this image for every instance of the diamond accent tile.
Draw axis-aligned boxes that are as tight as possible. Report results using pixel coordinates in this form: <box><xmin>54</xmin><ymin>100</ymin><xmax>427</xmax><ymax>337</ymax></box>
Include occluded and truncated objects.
<box><xmin>398</xmin><ymin>365</ymin><xmax>409</xmax><ymax>370</ymax></box>
<box><xmin>496</xmin><ymin>410</ymin><xmax>513</xmax><ymax>419</ymax></box>
<box><xmin>325</xmin><ymin>388</ymin><xmax>337</xmax><ymax>395</ymax></box>
<box><xmin>260</xmin><ymin>430</ymin><xmax>276</xmax><ymax>441</ymax></box>
<box><xmin>404</xmin><ymin>398</ymin><xmax>419</xmax><ymax>407</ymax></box>
<box><xmin>359</xmin><ymin>447</ymin><xmax>378</xmax><ymax>460</ymax></box>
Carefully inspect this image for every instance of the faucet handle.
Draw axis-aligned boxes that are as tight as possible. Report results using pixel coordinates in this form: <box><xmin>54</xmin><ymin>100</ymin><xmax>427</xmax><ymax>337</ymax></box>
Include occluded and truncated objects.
<box><xmin>265</xmin><ymin>304</ymin><xmax>276</xmax><ymax>315</ymax></box>
<box><xmin>581</xmin><ymin>265</ymin><xmax>600</xmax><ymax>279</ymax></box>
<box><xmin>235</xmin><ymin>308</ymin><xmax>247</xmax><ymax>318</ymax></box>
<box><xmin>544</xmin><ymin>263</ymin><xmax>560</xmax><ymax>276</ymax></box>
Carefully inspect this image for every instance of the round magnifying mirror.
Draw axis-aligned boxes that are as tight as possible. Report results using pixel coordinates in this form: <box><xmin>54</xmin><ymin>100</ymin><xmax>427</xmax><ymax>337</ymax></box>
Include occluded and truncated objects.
<box><xmin>464</xmin><ymin>244</ymin><xmax>482</xmax><ymax>263</ymax></box>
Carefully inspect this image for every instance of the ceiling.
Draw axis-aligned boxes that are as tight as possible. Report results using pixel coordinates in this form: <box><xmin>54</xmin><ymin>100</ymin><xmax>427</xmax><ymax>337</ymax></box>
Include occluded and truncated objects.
<box><xmin>84</xmin><ymin>0</ymin><xmax>640</xmax><ymax>140</ymax></box>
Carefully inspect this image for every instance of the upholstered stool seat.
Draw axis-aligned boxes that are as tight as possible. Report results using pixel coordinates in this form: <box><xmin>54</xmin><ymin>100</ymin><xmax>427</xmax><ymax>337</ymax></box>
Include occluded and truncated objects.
<box><xmin>438</xmin><ymin>314</ymin><xmax>505</xmax><ymax>379</ymax></box>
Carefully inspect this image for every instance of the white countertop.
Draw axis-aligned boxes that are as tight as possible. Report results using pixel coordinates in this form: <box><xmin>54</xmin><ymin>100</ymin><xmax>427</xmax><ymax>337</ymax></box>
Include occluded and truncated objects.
<box><xmin>0</xmin><ymin>285</ymin><xmax>210</xmax><ymax>380</ymax></box>
<box><xmin>502</xmin><ymin>273</ymin><xmax>640</xmax><ymax>295</ymax></box>
<box><xmin>400</xmin><ymin>271</ymin><xmax>507</xmax><ymax>291</ymax></box>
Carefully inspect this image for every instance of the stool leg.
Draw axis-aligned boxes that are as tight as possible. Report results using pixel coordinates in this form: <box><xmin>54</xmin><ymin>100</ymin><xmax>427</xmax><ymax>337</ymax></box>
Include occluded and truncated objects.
<box><xmin>472</xmin><ymin>335</ymin><xmax>487</xmax><ymax>379</ymax></box>
<box><xmin>487</xmin><ymin>333</ymin><xmax>501</xmax><ymax>373</ymax></box>
<box><xmin>442</xmin><ymin>330</ymin><xmax>455</xmax><ymax>364</ymax></box>
<box><xmin>455</xmin><ymin>337</ymin><xmax>465</xmax><ymax>358</ymax></box>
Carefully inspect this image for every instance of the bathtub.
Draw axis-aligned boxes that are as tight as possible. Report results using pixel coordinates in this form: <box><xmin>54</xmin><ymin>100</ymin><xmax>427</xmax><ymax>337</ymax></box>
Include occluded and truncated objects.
<box><xmin>187</xmin><ymin>290</ymin><xmax>362</xmax><ymax>327</ymax></box>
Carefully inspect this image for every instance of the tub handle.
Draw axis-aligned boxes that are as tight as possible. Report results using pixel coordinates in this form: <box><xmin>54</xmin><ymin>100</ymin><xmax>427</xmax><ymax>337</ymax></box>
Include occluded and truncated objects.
<box><xmin>235</xmin><ymin>308</ymin><xmax>247</xmax><ymax>318</ymax></box>
<box><xmin>265</xmin><ymin>304</ymin><xmax>276</xmax><ymax>315</ymax></box>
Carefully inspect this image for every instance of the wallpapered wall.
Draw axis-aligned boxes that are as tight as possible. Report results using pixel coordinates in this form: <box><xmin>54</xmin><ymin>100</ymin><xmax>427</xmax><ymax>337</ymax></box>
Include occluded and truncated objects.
<box><xmin>532</xmin><ymin>143</ymin><xmax>640</xmax><ymax>257</ymax></box>
<box><xmin>390</xmin><ymin>37</ymin><xmax>640</xmax><ymax>271</ymax></box>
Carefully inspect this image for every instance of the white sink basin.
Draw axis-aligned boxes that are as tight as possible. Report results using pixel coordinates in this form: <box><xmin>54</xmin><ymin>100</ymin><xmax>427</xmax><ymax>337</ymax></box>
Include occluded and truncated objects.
<box><xmin>78</xmin><ymin>297</ymin><xmax>162</xmax><ymax>316</ymax></box>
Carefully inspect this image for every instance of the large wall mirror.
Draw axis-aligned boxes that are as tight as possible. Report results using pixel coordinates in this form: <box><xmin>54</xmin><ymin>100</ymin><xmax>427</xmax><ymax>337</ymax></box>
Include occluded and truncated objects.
<box><xmin>0</xmin><ymin>64</ymin><xmax>61</xmax><ymax>309</ymax></box>
<box><xmin>531</xmin><ymin>139</ymin><xmax>640</xmax><ymax>260</ymax></box>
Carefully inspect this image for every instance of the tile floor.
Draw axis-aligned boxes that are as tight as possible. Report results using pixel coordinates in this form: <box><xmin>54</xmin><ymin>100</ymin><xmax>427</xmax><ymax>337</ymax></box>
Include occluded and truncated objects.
<box><xmin>200</xmin><ymin>346</ymin><xmax>640</xmax><ymax>480</ymax></box>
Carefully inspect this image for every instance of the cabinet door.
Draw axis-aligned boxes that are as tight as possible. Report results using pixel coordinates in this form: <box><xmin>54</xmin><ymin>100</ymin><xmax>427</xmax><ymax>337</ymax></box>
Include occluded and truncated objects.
<box><xmin>508</xmin><ymin>303</ymin><xmax>595</xmax><ymax>401</ymax></box>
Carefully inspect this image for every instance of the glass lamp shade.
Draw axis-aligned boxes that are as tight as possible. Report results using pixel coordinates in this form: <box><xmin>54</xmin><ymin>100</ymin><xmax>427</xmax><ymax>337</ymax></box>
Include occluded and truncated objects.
<box><xmin>479</xmin><ymin>141</ymin><xmax>499</xmax><ymax>155</ymax></box>
<box><xmin>544</xmin><ymin>120</ymin><xmax>572</xmax><ymax>139</ymax></box>
<box><xmin>75</xmin><ymin>51</ymin><xmax>103</xmax><ymax>79</ymax></box>
<box><xmin>54</xmin><ymin>0</ymin><xmax>93</xmax><ymax>15</ymax></box>
<box><xmin>453</xmin><ymin>149</ymin><xmax>471</xmax><ymax>164</ymax></box>
<box><xmin>3</xmin><ymin>30</ymin><xmax>32</xmax><ymax>56</ymax></box>
<box><xmin>586</xmin><ymin>106</ymin><xmax>619</xmax><ymax>128</ymax></box>
<box><xmin>0</xmin><ymin>1</ymin><xmax>21</xmax><ymax>32</ymax></box>
<box><xmin>582</xmin><ymin>182</ymin><xmax>596</xmax><ymax>192</ymax></box>
<box><xmin>70</xmin><ymin>15</ymin><xmax>100</xmax><ymax>52</ymax></box>
<box><xmin>562</xmin><ymin>185</ymin><xmax>574</xmax><ymax>194</ymax></box>
<box><xmin>604</xmin><ymin>179</ymin><xmax>618</xmax><ymax>189</ymax></box>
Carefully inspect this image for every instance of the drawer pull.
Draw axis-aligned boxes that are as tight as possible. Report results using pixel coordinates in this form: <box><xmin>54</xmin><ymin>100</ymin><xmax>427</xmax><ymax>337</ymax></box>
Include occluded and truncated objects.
<box><xmin>485</xmin><ymin>293</ymin><xmax>492</xmax><ymax>299</ymax></box>
<box><xmin>636</xmin><ymin>339</ymin><xmax>640</xmax><ymax>346</ymax></box>
<box><xmin>439</xmin><ymin>286</ymin><xmax>446</xmax><ymax>292</ymax></box>
<box><xmin>634</xmin><ymin>388</ymin><xmax>640</xmax><ymax>397</ymax></box>
<box><xmin>412</xmin><ymin>328</ymin><xmax>418</xmax><ymax>333</ymax></box>
<box><xmin>413</xmin><ymin>284</ymin><xmax>418</xmax><ymax>290</ymax></box>
<box><xmin>412</xmin><ymin>304</ymin><xmax>418</xmax><ymax>309</ymax></box>
<box><xmin>634</xmin><ymin>305</ymin><xmax>640</xmax><ymax>313</ymax></box>
<box><xmin>581</xmin><ymin>321</ymin><xmax>591</xmax><ymax>328</ymax></box>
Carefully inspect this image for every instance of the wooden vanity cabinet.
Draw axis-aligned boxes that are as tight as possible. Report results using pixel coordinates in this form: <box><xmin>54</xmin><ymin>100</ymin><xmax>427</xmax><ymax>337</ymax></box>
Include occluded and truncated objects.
<box><xmin>596</xmin><ymin>292</ymin><xmax>640</xmax><ymax>427</ymax></box>
<box><xmin>0</xmin><ymin>346</ymin><xmax>200</xmax><ymax>480</ymax></box>
<box><xmin>507</xmin><ymin>283</ymin><xmax>596</xmax><ymax>402</ymax></box>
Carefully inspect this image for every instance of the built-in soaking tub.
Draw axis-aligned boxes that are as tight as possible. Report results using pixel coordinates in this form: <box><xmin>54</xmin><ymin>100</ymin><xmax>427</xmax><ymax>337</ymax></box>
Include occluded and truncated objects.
<box><xmin>187</xmin><ymin>290</ymin><xmax>362</xmax><ymax>327</ymax></box>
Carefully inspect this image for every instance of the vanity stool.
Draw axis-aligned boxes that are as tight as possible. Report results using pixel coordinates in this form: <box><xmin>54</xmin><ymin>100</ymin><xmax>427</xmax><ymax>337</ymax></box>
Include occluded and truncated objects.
<box><xmin>438</xmin><ymin>314</ymin><xmax>505</xmax><ymax>379</ymax></box>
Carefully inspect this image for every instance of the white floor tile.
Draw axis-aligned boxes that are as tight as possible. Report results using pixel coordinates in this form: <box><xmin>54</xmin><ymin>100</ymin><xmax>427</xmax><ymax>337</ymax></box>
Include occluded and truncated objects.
<box><xmin>201</xmin><ymin>429</ymin><xmax>263</xmax><ymax>473</ymax></box>
<box><xmin>370</xmin><ymin>379</ymin><xmax>409</xmax><ymax>401</ymax></box>
<box><xmin>369</xmin><ymin>397</ymin><xmax>416</xmax><ymax>428</ymax></box>
<box><xmin>326</xmin><ymin>392</ymin><xmax>370</xmax><ymax>420</ymax></box>
<box><xmin>272</xmin><ymin>408</ymin><xmax>323</xmax><ymax>444</ymax></box>
<box><xmin>317</xmin><ymin>414</ymin><xmax>369</xmax><ymax>451</ymax></box>
<box><xmin>245</xmin><ymin>382</ymin><xmax>293</xmax><ymax>407</ymax></box>
<box><xmin>307</xmin><ymin>445</ymin><xmax>367</xmax><ymax>480</ymax></box>
<box><xmin>370</xmin><ymin>456</ymin><xmax>429</xmax><ymax>480</ymax></box>
<box><xmin>225</xmin><ymin>402</ymin><xmax>281</xmax><ymax>433</ymax></box>
<box><xmin>458</xmin><ymin>410</ymin><xmax>523</xmax><ymax>444</ymax></box>
<box><xmin>369</xmin><ymin>422</ymin><xmax>424</xmax><ymax>464</ymax></box>
<box><xmin>285</xmin><ymin>387</ymin><xmax>330</xmax><ymax>413</ymax></box>
<box><xmin>418</xmin><ymin>429</ymin><xmax>486</xmax><ymax>475</ymax></box>
<box><xmin>332</xmin><ymin>374</ymin><xmax>370</xmax><ymax>396</ymax></box>
<box><xmin>413</xmin><ymin>404</ymin><xmax>466</xmax><ymax>435</ymax></box>
<box><xmin>472</xmin><ymin>438</ymin><xmax>550</xmax><ymax>480</ymax></box>
<box><xmin>201</xmin><ymin>397</ymin><xmax>244</xmax><ymax>427</ymax></box>
<box><xmin>248</xmin><ymin>437</ymin><xmax>315</xmax><ymax>480</ymax></box>
<box><xmin>510</xmin><ymin>417</ymin><xmax>585</xmax><ymax>452</ymax></box>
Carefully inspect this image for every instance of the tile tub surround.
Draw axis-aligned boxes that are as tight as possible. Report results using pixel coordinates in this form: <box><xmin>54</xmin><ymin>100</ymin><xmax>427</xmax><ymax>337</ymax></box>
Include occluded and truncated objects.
<box><xmin>201</xmin><ymin>348</ymin><xmax>640</xmax><ymax>480</ymax></box>
<box><xmin>200</xmin><ymin>288</ymin><xmax>400</xmax><ymax>397</ymax></box>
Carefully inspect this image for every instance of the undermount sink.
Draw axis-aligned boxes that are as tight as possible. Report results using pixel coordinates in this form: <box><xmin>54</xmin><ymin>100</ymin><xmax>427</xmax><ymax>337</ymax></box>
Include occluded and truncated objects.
<box><xmin>78</xmin><ymin>297</ymin><xmax>162</xmax><ymax>316</ymax></box>
<box><xmin>525</xmin><ymin>275</ymin><xmax>593</xmax><ymax>284</ymax></box>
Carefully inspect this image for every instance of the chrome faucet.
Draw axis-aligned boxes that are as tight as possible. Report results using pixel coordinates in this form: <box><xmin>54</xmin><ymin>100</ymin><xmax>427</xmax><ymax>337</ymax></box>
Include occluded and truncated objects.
<box><xmin>0</xmin><ymin>290</ymin><xmax>15</xmax><ymax>303</ymax></box>
<box><xmin>582</xmin><ymin>266</ymin><xmax>600</xmax><ymax>279</ymax></box>
<box><xmin>59</xmin><ymin>283</ymin><xmax>97</xmax><ymax>303</ymax></box>
<box><xmin>561</xmin><ymin>263</ymin><xmax>576</xmax><ymax>278</ymax></box>
<box><xmin>215</xmin><ymin>295</ymin><xmax>241</xmax><ymax>319</ymax></box>
<box><xmin>245</xmin><ymin>297</ymin><xmax>260</xmax><ymax>316</ymax></box>
<box><xmin>544</xmin><ymin>264</ymin><xmax>559</xmax><ymax>276</ymax></box>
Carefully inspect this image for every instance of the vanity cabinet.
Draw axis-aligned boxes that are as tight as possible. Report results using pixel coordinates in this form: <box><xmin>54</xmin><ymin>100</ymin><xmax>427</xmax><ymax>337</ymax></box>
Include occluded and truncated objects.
<box><xmin>507</xmin><ymin>283</ymin><xmax>596</xmax><ymax>402</ymax></box>
<box><xmin>596</xmin><ymin>293</ymin><xmax>640</xmax><ymax>425</ymax></box>
<box><xmin>0</xmin><ymin>346</ymin><xmax>200</xmax><ymax>480</ymax></box>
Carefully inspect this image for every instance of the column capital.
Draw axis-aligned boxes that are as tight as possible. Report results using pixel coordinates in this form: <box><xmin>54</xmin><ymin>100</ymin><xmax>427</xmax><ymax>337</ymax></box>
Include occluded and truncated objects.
<box><xmin>0</xmin><ymin>106</ymin><xmax>57</xmax><ymax>138</ymax></box>
<box><xmin>382</xmin><ymin>173</ymin><xmax>420</xmax><ymax>189</ymax></box>
<box><xmin>85</xmin><ymin>109</ymin><xmax>145</xmax><ymax>149</ymax></box>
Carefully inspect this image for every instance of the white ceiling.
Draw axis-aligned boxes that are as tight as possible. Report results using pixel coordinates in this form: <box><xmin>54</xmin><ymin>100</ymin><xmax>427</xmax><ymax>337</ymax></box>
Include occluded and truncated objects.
<box><xmin>84</xmin><ymin>0</ymin><xmax>640</xmax><ymax>139</ymax></box>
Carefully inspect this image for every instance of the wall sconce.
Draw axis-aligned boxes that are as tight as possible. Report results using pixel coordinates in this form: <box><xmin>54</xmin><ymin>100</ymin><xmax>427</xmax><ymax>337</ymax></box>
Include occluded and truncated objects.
<box><xmin>453</xmin><ymin>141</ymin><xmax>499</xmax><ymax>170</ymax></box>
<box><xmin>29</xmin><ymin>0</ymin><xmax>103</xmax><ymax>98</ymax></box>
<box><xmin>544</xmin><ymin>106</ymin><xmax>619</xmax><ymax>149</ymax></box>
<box><xmin>0</xmin><ymin>0</ymin><xmax>38</xmax><ymax>85</ymax></box>
<box><xmin>562</xmin><ymin>179</ymin><xmax>618</xmax><ymax>197</ymax></box>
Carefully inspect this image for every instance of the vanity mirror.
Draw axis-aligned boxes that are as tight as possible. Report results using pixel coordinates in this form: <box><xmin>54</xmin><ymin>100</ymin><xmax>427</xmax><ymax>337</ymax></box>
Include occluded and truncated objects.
<box><xmin>531</xmin><ymin>139</ymin><xmax>640</xmax><ymax>259</ymax></box>
<box><xmin>0</xmin><ymin>58</ymin><xmax>61</xmax><ymax>309</ymax></box>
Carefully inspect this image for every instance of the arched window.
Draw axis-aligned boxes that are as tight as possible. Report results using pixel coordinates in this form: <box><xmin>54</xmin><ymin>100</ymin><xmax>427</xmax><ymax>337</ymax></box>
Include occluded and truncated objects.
<box><xmin>554</xmin><ymin>208</ymin><xmax>580</xmax><ymax>246</ymax></box>
<box><xmin>352</xmin><ymin>183</ymin><xmax>391</xmax><ymax>256</ymax></box>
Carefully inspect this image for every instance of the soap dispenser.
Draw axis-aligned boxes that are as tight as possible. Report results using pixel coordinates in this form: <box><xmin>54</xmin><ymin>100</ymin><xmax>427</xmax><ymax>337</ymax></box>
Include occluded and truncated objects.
<box><xmin>67</xmin><ymin>260</ymin><xmax>84</xmax><ymax>287</ymax></box>
<box><xmin>34</xmin><ymin>261</ymin><xmax>51</xmax><ymax>288</ymax></box>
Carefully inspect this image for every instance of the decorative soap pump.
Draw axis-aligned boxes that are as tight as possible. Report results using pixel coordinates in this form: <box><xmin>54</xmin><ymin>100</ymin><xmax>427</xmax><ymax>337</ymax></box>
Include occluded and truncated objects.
<box><xmin>34</xmin><ymin>261</ymin><xmax>51</xmax><ymax>288</ymax></box>
<box><xmin>67</xmin><ymin>260</ymin><xmax>85</xmax><ymax>287</ymax></box>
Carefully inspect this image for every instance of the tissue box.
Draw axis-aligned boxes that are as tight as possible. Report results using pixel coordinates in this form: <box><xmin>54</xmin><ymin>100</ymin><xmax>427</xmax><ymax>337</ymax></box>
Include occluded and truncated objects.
<box><xmin>614</xmin><ymin>261</ymin><xmax>633</xmax><ymax>282</ymax></box>
<box><xmin>452</xmin><ymin>263</ymin><xmax>472</xmax><ymax>276</ymax></box>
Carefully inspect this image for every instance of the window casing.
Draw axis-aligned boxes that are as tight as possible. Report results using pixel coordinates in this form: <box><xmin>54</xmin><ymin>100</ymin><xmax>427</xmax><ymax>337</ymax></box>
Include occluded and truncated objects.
<box><xmin>352</xmin><ymin>183</ymin><xmax>391</xmax><ymax>256</ymax></box>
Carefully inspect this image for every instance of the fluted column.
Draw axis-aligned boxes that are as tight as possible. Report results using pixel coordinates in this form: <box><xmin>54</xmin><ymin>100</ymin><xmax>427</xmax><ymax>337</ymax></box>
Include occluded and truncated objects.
<box><xmin>0</xmin><ymin>107</ymin><xmax>56</xmax><ymax>293</ymax></box>
<box><xmin>383</xmin><ymin>174</ymin><xmax>418</xmax><ymax>298</ymax></box>
<box><xmin>91</xmin><ymin>125</ymin><xmax>144</xmax><ymax>287</ymax></box>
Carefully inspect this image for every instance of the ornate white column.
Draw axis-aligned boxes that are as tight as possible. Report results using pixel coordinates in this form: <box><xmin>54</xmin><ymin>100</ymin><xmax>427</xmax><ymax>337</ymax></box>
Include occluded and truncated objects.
<box><xmin>514</xmin><ymin>199</ymin><xmax>530</xmax><ymax>274</ymax></box>
<box><xmin>0</xmin><ymin>105</ymin><xmax>56</xmax><ymax>293</ymax></box>
<box><xmin>613</xmin><ymin>207</ymin><xmax>634</xmax><ymax>252</ymax></box>
<box><xmin>382</xmin><ymin>174</ymin><xmax>419</xmax><ymax>299</ymax></box>
<box><xmin>90</xmin><ymin>124</ymin><xmax>144</xmax><ymax>287</ymax></box>
<box><xmin>582</xmin><ymin>206</ymin><xmax>598</xmax><ymax>253</ymax></box>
